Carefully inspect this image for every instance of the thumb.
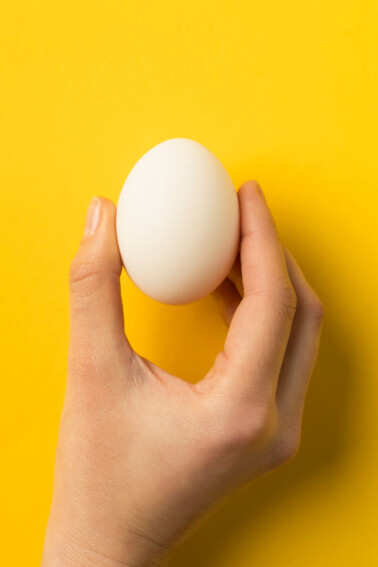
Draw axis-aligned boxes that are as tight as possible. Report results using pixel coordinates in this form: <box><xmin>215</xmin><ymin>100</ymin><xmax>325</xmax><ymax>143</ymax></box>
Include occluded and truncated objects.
<box><xmin>68</xmin><ymin>197</ymin><xmax>132</xmax><ymax>366</ymax></box>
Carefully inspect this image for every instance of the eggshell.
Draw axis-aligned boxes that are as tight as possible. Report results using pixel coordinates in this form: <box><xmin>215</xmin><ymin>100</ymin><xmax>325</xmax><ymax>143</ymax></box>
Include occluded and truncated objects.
<box><xmin>116</xmin><ymin>138</ymin><xmax>240</xmax><ymax>305</ymax></box>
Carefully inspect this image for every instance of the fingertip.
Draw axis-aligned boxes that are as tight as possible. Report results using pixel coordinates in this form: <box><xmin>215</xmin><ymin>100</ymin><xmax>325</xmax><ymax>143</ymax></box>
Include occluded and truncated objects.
<box><xmin>83</xmin><ymin>197</ymin><xmax>101</xmax><ymax>239</ymax></box>
<box><xmin>72</xmin><ymin>195</ymin><xmax>122</xmax><ymax>283</ymax></box>
<box><xmin>96</xmin><ymin>197</ymin><xmax>122</xmax><ymax>273</ymax></box>
<box><xmin>238</xmin><ymin>180</ymin><xmax>265</xmax><ymax>201</ymax></box>
<box><xmin>80</xmin><ymin>196</ymin><xmax>117</xmax><ymax>244</ymax></box>
<box><xmin>95</xmin><ymin>196</ymin><xmax>117</xmax><ymax>228</ymax></box>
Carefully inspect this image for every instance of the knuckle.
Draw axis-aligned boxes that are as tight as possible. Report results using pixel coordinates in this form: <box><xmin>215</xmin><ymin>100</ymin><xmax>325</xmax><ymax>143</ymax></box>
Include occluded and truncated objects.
<box><xmin>69</xmin><ymin>255</ymin><xmax>94</xmax><ymax>286</ymax></box>
<box><xmin>69</xmin><ymin>254</ymin><xmax>103</xmax><ymax>296</ymax></box>
<box><xmin>219</xmin><ymin>404</ymin><xmax>275</xmax><ymax>450</ymax></box>
<box><xmin>306</xmin><ymin>291</ymin><xmax>325</xmax><ymax>330</ymax></box>
<box><xmin>267</xmin><ymin>283</ymin><xmax>297</xmax><ymax>320</ymax></box>
<box><xmin>281</xmin><ymin>283</ymin><xmax>298</xmax><ymax>311</ymax></box>
<box><xmin>273</xmin><ymin>429</ymin><xmax>301</xmax><ymax>466</ymax></box>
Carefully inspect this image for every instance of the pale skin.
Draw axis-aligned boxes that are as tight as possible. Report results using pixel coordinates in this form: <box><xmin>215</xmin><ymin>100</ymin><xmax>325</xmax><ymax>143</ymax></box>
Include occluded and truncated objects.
<box><xmin>41</xmin><ymin>180</ymin><xmax>324</xmax><ymax>567</ymax></box>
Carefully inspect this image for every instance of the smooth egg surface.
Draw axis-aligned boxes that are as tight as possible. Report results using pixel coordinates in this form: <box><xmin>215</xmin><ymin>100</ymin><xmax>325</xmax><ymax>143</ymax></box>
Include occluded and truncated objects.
<box><xmin>116</xmin><ymin>138</ymin><xmax>240</xmax><ymax>305</ymax></box>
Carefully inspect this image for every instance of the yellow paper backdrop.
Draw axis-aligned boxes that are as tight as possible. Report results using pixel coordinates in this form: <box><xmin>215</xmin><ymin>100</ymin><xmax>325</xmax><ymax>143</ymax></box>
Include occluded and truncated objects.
<box><xmin>1</xmin><ymin>1</ymin><xmax>377</xmax><ymax>564</ymax></box>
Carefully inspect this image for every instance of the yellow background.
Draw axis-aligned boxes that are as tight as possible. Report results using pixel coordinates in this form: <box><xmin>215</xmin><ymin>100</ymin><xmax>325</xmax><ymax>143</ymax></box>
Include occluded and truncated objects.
<box><xmin>1</xmin><ymin>1</ymin><xmax>377</xmax><ymax>565</ymax></box>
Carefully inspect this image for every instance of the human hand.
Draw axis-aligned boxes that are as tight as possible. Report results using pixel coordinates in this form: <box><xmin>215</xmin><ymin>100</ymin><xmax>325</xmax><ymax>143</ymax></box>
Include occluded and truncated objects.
<box><xmin>41</xmin><ymin>180</ymin><xmax>324</xmax><ymax>567</ymax></box>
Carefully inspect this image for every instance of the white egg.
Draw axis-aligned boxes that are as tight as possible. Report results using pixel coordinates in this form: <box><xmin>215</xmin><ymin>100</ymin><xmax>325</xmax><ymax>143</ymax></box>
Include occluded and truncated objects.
<box><xmin>116</xmin><ymin>138</ymin><xmax>240</xmax><ymax>305</ymax></box>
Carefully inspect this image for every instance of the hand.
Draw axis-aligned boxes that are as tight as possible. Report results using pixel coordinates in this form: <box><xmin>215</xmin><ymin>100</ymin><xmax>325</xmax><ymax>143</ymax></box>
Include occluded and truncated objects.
<box><xmin>41</xmin><ymin>180</ymin><xmax>324</xmax><ymax>567</ymax></box>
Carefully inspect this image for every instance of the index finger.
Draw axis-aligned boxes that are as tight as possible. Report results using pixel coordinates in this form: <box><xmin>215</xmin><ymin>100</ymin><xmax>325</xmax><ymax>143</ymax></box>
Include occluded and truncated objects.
<box><xmin>206</xmin><ymin>181</ymin><xmax>297</xmax><ymax>406</ymax></box>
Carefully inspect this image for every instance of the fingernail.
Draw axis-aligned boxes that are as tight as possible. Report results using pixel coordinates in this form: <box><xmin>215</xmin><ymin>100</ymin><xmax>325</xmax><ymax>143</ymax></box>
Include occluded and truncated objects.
<box><xmin>255</xmin><ymin>183</ymin><xmax>266</xmax><ymax>202</ymax></box>
<box><xmin>83</xmin><ymin>197</ymin><xmax>101</xmax><ymax>238</ymax></box>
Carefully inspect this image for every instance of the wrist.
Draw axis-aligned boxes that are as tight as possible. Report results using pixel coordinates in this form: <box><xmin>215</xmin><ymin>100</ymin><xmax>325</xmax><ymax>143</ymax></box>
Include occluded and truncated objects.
<box><xmin>41</xmin><ymin>514</ymin><xmax>171</xmax><ymax>567</ymax></box>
